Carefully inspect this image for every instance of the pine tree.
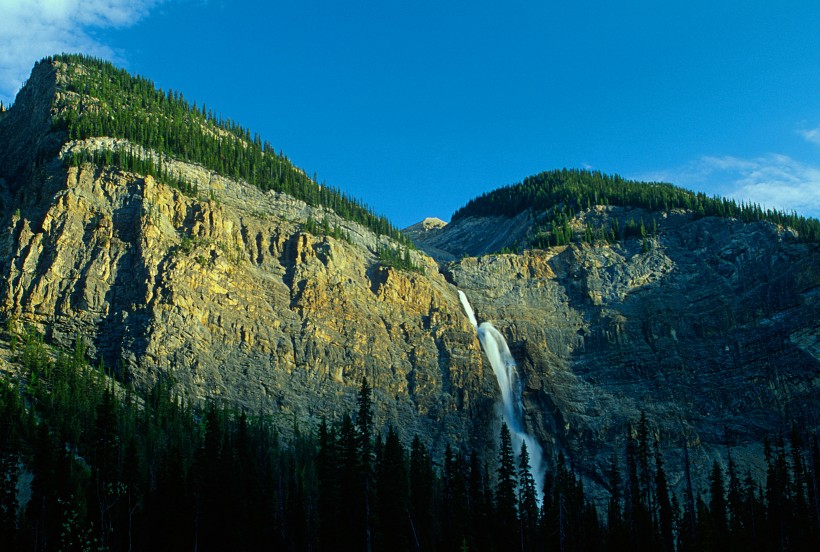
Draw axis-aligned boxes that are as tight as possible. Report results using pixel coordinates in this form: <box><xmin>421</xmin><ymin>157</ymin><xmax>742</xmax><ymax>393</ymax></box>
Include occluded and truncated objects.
<box><xmin>467</xmin><ymin>451</ymin><xmax>490</xmax><ymax>552</ymax></box>
<box><xmin>495</xmin><ymin>423</ymin><xmax>518</xmax><ymax>549</ymax></box>
<box><xmin>443</xmin><ymin>444</ymin><xmax>470</xmax><ymax>550</ymax></box>
<box><xmin>92</xmin><ymin>387</ymin><xmax>121</xmax><ymax>549</ymax></box>
<box><xmin>726</xmin><ymin>454</ymin><xmax>745</xmax><ymax>551</ymax></box>
<box><xmin>810</xmin><ymin>436</ymin><xmax>820</xmax><ymax>545</ymax></box>
<box><xmin>679</xmin><ymin>438</ymin><xmax>698</xmax><ymax>552</ymax></box>
<box><xmin>338</xmin><ymin>413</ymin><xmax>364</xmax><ymax>551</ymax></box>
<box><xmin>636</xmin><ymin>412</ymin><xmax>653</xmax><ymax>514</ymax></box>
<box><xmin>316</xmin><ymin>417</ymin><xmax>339</xmax><ymax>551</ymax></box>
<box><xmin>624</xmin><ymin>422</ymin><xmax>652</xmax><ymax>550</ymax></box>
<box><xmin>376</xmin><ymin>427</ymin><xmax>410</xmax><ymax>551</ymax></box>
<box><xmin>0</xmin><ymin>384</ymin><xmax>21</xmax><ymax>547</ymax></box>
<box><xmin>789</xmin><ymin>427</ymin><xmax>812</xmax><ymax>549</ymax></box>
<box><xmin>356</xmin><ymin>378</ymin><xmax>374</xmax><ymax>552</ymax></box>
<box><xmin>518</xmin><ymin>442</ymin><xmax>539</xmax><ymax>551</ymax></box>
<box><xmin>709</xmin><ymin>460</ymin><xmax>728</xmax><ymax>550</ymax></box>
<box><xmin>606</xmin><ymin>451</ymin><xmax>628</xmax><ymax>551</ymax></box>
<box><xmin>655</xmin><ymin>444</ymin><xmax>674</xmax><ymax>552</ymax></box>
<box><xmin>409</xmin><ymin>435</ymin><xmax>433</xmax><ymax>551</ymax></box>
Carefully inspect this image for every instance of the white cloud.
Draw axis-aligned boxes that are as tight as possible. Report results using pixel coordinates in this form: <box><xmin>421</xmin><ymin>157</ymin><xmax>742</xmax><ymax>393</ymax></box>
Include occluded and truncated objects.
<box><xmin>798</xmin><ymin>126</ymin><xmax>820</xmax><ymax>147</ymax></box>
<box><xmin>713</xmin><ymin>155</ymin><xmax>820</xmax><ymax>217</ymax></box>
<box><xmin>640</xmin><ymin>154</ymin><xmax>820</xmax><ymax>219</ymax></box>
<box><xmin>0</xmin><ymin>0</ymin><xmax>160</xmax><ymax>103</ymax></box>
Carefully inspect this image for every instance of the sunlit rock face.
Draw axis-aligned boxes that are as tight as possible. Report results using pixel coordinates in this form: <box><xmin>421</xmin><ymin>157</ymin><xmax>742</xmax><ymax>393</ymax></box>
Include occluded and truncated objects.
<box><xmin>1</xmin><ymin>59</ymin><xmax>817</xmax><ymax>497</ymax></box>
<box><xmin>0</xmin><ymin>61</ymin><xmax>495</xmax><ymax>459</ymax></box>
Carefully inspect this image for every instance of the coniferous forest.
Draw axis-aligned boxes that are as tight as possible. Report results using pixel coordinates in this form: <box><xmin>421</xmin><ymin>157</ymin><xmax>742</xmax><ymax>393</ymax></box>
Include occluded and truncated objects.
<box><xmin>40</xmin><ymin>54</ymin><xmax>411</xmax><ymax>248</ymax></box>
<box><xmin>1</xmin><ymin>53</ymin><xmax>818</xmax><ymax>552</ymax></box>
<box><xmin>27</xmin><ymin>55</ymin><xmax>820</xmax><ymax>252</ymax></box>
<box><xmin>0</xmin><ymin>326</ymin><xmax>818</xmax><ymax>551</ymax></box>
<box><xmin>452</xmin><ymin>169</ymin><xmax>820</xmax><ymax>245</ymax></box>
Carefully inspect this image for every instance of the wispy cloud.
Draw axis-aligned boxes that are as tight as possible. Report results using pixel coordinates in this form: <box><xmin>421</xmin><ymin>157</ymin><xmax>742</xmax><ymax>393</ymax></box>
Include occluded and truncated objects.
<box><xmin>0</xmin><ymin>0</ymin><xmax>161</xmax><ymax>103</ymax></box>
<box><xmin>640</xmin><ymin>154</ymin><xmax>820</xmax><ymax>219</ymax></box>
<box><xmin>798</xmin><ymin>126</ymin><xmax>820</xmax><ymax>147</ymax></box>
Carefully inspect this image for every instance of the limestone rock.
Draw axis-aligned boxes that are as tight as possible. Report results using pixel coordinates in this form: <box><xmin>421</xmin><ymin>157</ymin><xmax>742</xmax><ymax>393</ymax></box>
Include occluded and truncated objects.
<box><xmin>0</xmin><ymin>58</ymin><xmax>817</xmax><ymax>499</ymax></box>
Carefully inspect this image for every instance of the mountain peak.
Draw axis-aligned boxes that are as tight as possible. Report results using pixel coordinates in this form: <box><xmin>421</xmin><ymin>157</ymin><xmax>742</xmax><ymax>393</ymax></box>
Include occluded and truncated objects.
<box><xmin>0</xmin><ymin>54</ymin><xmax>412</xmax><ymax>246</ymax></box>
<box><xmin>0</xmin><ymin>55</ymin><xmax>817</xmax><ymax>522</ymax></box>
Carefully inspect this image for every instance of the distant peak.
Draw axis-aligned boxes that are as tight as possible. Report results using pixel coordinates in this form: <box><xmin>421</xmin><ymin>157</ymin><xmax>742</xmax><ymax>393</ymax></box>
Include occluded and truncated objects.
<box><xmin>405</xmin><ymin>217</ymin><xmax>447</xmax><ymax>233</ymax></box>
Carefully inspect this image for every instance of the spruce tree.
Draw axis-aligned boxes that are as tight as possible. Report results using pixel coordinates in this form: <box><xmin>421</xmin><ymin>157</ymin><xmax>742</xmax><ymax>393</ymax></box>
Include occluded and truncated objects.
<box><xmin>655</xmin><ymin>444</ymin><xmax>675</xmax><ymax>552</ymax></box>
<box><xmin>356</xmin><ymin>378</ymin><xmax>374</xmax><ymax>552</ymax></box>
<box><xmin>409</xmin><ymin>435</ymin><xmax>433</xmax><ymax>551</ymax></box>
<box><xmin>376</xmin><ymin>427</ymin><xmax>410</xmax><ymax>551</ymax></box>
<box><xmin>317</xmin><ymin>417</ymin><xmax>339</xmax><ymax>551</ymax></box>
<box><xmin>517</xmin><ymin>442</ymin><xmax>539</xmax><ymax>551</ymax></box>
<box><xmin>495</xmin><ymin>423</ymin><xmax>518</xmax><ymax>549</ymax></box>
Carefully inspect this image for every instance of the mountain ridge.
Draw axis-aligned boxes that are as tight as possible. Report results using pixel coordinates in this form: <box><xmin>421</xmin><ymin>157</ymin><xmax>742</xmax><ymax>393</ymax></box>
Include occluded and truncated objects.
<box><xmin>0</xmin><ymin>55</ymin><xmax>818</xmax><ymax>507</ymax></box>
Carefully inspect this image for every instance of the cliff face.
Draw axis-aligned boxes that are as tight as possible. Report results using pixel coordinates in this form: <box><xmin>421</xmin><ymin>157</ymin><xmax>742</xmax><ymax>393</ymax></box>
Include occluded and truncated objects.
<box><xmin>0</xmin><ymin>61</ymin><xmax>497</xmax><ymax>456</ymax></box>
<box><xmin>1</xmin><ymin>59</ymin><xmax>818</xmax><ymax>493</ymax></box>
<box><xmin>0</xmin><ymin>157</ymin><xmax>493</xmax><ymax>457</ymax></box>
<box><xmin>441</xmin><ymin>214</ymin><xmax>819</xmax><ymax>484</ymax></box>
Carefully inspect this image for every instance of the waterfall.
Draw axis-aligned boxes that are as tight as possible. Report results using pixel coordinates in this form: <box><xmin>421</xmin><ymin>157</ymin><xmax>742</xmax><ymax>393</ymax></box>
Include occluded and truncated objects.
<box><xmin>458</xmin><ymin>291</ymin><xmax>544</xmax><ymax>496</ymax></box>
<box><xmin>458</xmin><ymin>290</ymin><xmax>478</xmax><ymax>330</ymax></box>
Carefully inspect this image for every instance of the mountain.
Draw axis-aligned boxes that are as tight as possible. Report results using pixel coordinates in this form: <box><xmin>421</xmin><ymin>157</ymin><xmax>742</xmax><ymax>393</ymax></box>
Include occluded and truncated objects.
<box><xmin>1</xmin><ymin>54</ymin><xmax>818</xmax><ymax>509</ymax></box>
<box><xmin>0</xmin><ymin>55</ymin><xmax>487</xmax><ymax>453</ymax></box>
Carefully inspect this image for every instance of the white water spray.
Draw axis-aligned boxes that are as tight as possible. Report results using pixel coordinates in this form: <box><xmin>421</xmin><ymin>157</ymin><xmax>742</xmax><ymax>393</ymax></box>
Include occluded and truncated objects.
<box><xmin>459</xmin><ymin>290</ymin><xmax>479</xmax><ymax>330</ymax></box>
<box><xmin>458</xmin><ymin>291</ymin><xmax>544</xmax><ymax>497</ymax></box>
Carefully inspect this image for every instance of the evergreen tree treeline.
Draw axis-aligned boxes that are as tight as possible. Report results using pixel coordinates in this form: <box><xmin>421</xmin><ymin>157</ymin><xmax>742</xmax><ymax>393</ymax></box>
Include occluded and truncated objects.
<box><xmin>452</xmin><ymin>168</ymin><xmax>820</xmax><ymax>244</ymax></box>
<box><xmin>40</xmin><ymin>54</ymin><xmax>411</xmax><ymax>247</ymax></box>
<box><xmin>1</xmin><ymin>326</ymin><xmax>818</xmax><ymax>550</ymax></box>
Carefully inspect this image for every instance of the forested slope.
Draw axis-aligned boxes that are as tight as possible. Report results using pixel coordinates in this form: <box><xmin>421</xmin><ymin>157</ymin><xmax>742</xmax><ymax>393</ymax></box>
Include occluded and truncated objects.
<box><xmin>33</xmin><ymin>54</ymin><xmax>409</xmax><ymax>245</ymax></box>
<box><xmin>451</xmin><ymin>169</ymin><xmax>820</xmax><ymax>247</ymax></box>
<box><xmin>2</xmin><ymin>328</ymin><xmax>818</xmax><ymax>551</ymax></box>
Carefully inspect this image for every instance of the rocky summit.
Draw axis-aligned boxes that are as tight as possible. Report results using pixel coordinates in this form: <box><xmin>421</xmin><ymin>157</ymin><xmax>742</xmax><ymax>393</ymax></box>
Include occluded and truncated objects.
<box><xmin>1</xmin><ymin>56</ymin><xmax>818</xmax><ymax>497</ymax></box>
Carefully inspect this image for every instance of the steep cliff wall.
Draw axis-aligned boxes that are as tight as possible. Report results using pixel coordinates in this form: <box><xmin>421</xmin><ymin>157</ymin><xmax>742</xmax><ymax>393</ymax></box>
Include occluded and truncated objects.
<box><xmin>0</xmin><ymin>154</ymin><xmax>498</xmax><ymax>457</ymax></box>
<box><xmin>442</xmin><ymin>213</ymin><xmax>819</xmax><ymax>486</ymax></box>
<box><xmin>0</xmin><ymin>58</ymin><xmax>817</xmax><ymax>497</ymax></box>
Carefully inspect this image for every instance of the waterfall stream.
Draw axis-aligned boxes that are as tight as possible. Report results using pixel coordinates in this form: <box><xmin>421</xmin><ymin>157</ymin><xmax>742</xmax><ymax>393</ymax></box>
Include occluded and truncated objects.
<box><xmin>458</xmin><ymin>291</ymin><xmax>544</xmax><ymax>496</ymax></box>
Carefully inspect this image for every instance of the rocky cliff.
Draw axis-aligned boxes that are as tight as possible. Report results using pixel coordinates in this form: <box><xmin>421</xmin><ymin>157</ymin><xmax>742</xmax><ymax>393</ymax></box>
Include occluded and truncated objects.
<box><xmin>1</xmin><ymin>58</ymin><xmax>818</xmax><ymax>495</ymax></box>
<box><xmin>0</xmin><ymin>59</ymin><xmax>498</xmax><ymax>456</ymax></box>
<box><xmin>434</xmin><ymin>211</ymin><xmax>819</xmax><ymax>486</ymax></box>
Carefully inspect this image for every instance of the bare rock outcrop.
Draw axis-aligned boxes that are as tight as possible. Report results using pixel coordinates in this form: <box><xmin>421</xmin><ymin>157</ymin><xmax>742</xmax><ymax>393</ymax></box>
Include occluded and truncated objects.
<box><xmin>1</xmin><ymin>58</ymin><xmax>817</xmax><ymax>497</ymax></box>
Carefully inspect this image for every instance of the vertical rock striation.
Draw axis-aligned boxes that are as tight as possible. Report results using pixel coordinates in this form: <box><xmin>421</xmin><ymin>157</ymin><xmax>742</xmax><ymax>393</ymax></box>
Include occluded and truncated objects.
<box><xmin>0</xmin><ymin>58</ymin><xmax>817</xmax><ymax>497</ymax></box>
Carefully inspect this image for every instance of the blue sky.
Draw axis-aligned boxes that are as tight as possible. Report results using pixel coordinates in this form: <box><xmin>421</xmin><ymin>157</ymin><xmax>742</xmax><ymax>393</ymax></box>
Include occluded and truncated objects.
<box><xmin>1</xmin><ymin>0</ymin><xmax>818</xmax><ymax>227</ymax></box>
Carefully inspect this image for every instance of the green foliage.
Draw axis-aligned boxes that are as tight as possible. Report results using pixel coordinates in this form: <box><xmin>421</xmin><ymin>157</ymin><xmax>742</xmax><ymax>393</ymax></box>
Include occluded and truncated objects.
<box><xmin>495</xmin><ymin>422</ymin><xmax>518</xmax><ymax>548</ymax></box>
<box><xmin>517</xmin><ymin>442</ymin><xmax>539</xmax><ymax>549</ymax></box>
<box><xmin>454</xmin><ymin>168</ymin><xmax>820</xmax><ymax>244</ymax></box>
<box><xmin>378</xmin><ymin>244</ymin><xmax>423</xmax><ymax>273</ymax></box>
<box><xmin>63</xmin><ymin>145</ymin><xmax>198</xmax><ymax>196</ymax></box>
<box><xmin>303</xmin><ymin>215</ymin><xmax>353</xmax><ymax>244</ymax></box>
<box><xmin>45</xmin><ymin>54</ymin><xmax>412</xmax><ymax>247</ymax></box>
<box><xmin>0</xmin><ymin>328</ymin><xmax>817</xmax><ymax>550</ymax></box>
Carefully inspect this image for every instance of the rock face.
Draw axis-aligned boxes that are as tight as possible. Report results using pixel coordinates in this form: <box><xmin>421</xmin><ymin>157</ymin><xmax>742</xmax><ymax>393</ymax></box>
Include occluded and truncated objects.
<box><xmin>442</xmin><ymin>216</ymin><xmax>819</xmax><ymax>486</ymax></box>
<box><xmin>0</xmin><ymin>151</ymin><xmax>494</xmax><ymax>456</ymax></box>
<box><xmin>0</xmin><ymin>61</ymin><xmax>498</xmax><ymax>457</ymax></box>
<box><xmin>405</xmin><ymin>211</ymin><xmax>535</xmax><ymax>260</ymax></box>
<box><xmin>0</xmin><ymin>59</ymin><xmax>818</xmax><ymax>496</ymax></box>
